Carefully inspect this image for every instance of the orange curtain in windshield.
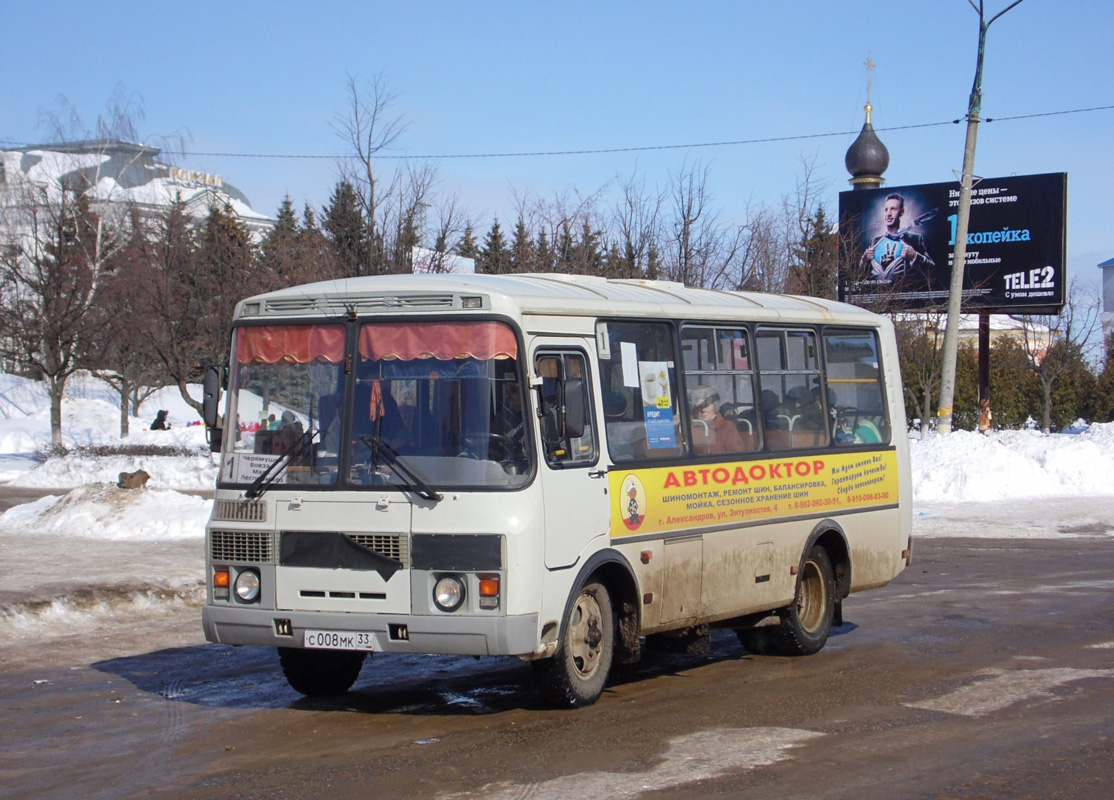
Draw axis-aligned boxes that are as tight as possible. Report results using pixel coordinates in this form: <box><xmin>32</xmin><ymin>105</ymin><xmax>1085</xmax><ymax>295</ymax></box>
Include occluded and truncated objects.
<box><xmin>235</xmin><ymin>324</ymin><xmax>346</xmax><ymax>364</ymax></box>
<box><xmin>358</xmin><ymin>321</ymin><xmax>517</xmax><ymax>361</ymax></box>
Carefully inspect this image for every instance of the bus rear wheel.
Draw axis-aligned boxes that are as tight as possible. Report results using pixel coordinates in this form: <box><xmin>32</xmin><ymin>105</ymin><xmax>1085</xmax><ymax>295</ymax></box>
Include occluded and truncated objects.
<box><xmin>278</xmin><ymin>647</ymin><xmax>367</xmax><ymax>696</ymax></box>
<box><xmin>774</xmin><ymin>545</ymin><xmax>835</xmax><ymax>656</ymax></box>
<box><xmin>533</xmin><ymin>580</ymin><xmax>614</xmax><ymax>708</ymax></box>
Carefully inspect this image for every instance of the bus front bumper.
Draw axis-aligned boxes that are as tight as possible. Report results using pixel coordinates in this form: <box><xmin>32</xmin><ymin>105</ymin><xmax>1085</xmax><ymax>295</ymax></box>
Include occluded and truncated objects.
<box><xmin>202</xmin><ymin>605</ymin><xmax>540</xmax><ymax>657</ymax></box>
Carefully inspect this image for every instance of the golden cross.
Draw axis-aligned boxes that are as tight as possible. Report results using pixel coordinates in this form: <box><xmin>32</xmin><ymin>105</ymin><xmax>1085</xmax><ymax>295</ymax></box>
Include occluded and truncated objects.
<box><xmin>864</xmin><ymin>51</ymin><xmax>876</xmax><ymax>105</ymax></box>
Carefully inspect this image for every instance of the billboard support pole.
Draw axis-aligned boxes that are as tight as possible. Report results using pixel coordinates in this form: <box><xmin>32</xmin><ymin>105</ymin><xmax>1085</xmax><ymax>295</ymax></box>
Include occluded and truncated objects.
<box><xmin>978</xmin><ymin>312</ymin><xmax>992</xmax><ymax>433</ymax></box>
<box><xmin>935</xmin><ymin>0</ymin><xmax>1024</xmax><ymax>435</ymax></box>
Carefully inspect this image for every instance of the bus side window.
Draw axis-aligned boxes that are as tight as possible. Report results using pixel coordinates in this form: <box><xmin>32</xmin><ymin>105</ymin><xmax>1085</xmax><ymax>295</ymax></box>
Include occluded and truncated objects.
<box><xmin>681</xmin><ymin>325</ymin><xmax>759</xmax><ymax>454</ymax></box>
<box><xmin>757</xmin><ymin>328</ymin><xmax>828</xmax><ymax>451</ymax></box>
<box><xmin>823</xmin><ymin>329</ymin><xmax>890</xmax><ymax>446</ymax></box>
<box><xmin>535</xmin><ymin>352</ymin><xmax>597</xmax><ymax>466</ymax></box>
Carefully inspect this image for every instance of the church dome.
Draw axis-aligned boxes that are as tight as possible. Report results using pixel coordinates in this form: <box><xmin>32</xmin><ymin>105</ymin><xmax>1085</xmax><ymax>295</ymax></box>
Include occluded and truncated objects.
<box><xmin>845</xmin><ymin>103</ymin><xmax>889</xmax><ymax>189</ymax></box>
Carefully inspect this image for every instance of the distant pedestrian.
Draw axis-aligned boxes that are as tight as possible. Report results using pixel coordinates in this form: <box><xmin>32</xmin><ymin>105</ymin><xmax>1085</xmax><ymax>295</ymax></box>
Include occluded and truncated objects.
<box><xmin>150</xmin><ymin>410</ymin><xmax>171</xmax><ymax>431</ymax></box>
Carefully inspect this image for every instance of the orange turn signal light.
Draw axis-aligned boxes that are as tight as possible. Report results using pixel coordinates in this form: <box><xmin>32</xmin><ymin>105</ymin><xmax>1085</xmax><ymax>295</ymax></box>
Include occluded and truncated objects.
<box><xmin>213</xmin><ymin>569</ymin><xmax>230</xmax><ymax>588</ymax></box>
<box><xmin>478</xmin><ymin>578</ymin><xmax>500</xmax><ymax>597</ymax></box>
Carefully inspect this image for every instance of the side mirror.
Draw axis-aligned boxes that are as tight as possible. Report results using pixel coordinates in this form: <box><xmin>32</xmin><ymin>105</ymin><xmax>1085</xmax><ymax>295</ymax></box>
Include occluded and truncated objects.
<box><xmin>564</xmin><ymin>378</ymin><xmax>586</xmax><ymax>439</ymax></box>
<box><xmin>202</xmin><ymin>366</ymin><xmax>223</xmax><ymax>452</ymax></box>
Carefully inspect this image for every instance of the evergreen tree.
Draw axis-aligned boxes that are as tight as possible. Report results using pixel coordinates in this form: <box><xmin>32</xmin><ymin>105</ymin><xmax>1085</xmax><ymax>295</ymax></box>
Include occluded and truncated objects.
<box><xmin>786</xmin><ymin>206</ymin><xmax>837</xmax><ymax>299</ymax></box>
<box><xmin>323</xmin><ymin>180</ymin><xmax>368</xmax><ymax>277</ymax></box>
<box><xmin>510</xmin><ymin>216</ymin><xmax>535</xmax><ymax>273</ymax></box>
<box><xmin>297</xmin><ymin>203</ymin><xmax>337</xmax><ymax>281</ymax></box>
<box><xmin>455</xmin><ymin>223</ymin><xmax>479</xmax><ymax>265</ymax></box>
<box><xmin>568</xmin><ymin>218</ymin><xmax>604</xmax><ymax>275</ymax></box>
<box><xmin>603</xmin><ymin>241</ymin><xmax>639</xmax><ymax>279</ymax></box>
<box><xmin>986</xmin><ymin>339</ymin><xmax>1041</xmax><ymax>429</ymax></box>
<box><xmin>952</xmin><ymin>342</ymin><xmax>980</xmax><ymax>431</ymax></box>
<box><xmin>390</xmin><ymin>208</ymin><xmax>420</xmax><ymax>274</ymax></box>
<box><xmin>1092</xmin><ymin>333</ymin><xmax>1114</xmax><ymax>423</ymax></box>
<box><xmin>479</xmin><ymin>219</ymin><xmax>511</xmax><ymax>274</ymax></box>
<box><xmin>1046</xmin><ymin>340</ymin><xmax>1095</xmax><ymax>430</ymax></box>
<box><xmin>535</xmin><ymin>229</ymin><xmax>553</xmax><ymax>272</ymax></box>
<box><xmin>198</xmin><ymin>204</ymin><xmax>258</xmax><ymax>365</ymax></box>
<box><xmin>258</xmin><ymin>195</ymin><xmax>300</xmax><ymax>285</ymax></box>
<box><xmin>138</xmin><ymin>198</ymin><xmax>210</xmax><ymax>415</ymax></box>
<box><xmin>555</xmin><ymin>222</ymin><xmax>574</xmax><ymax>273</ymax></box>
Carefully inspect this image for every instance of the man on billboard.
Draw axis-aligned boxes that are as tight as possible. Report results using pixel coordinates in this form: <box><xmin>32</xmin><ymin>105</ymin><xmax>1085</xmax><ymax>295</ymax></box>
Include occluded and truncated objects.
<box><xmin>859</xmin><ymin>193</ymin><xmax>935</xmax><ymax>283</ymax></box>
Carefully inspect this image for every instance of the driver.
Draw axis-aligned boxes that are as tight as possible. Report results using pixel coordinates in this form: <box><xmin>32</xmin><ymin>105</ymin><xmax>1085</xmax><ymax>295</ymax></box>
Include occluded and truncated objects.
<box><xmin>494</xmin><ymin>381</ymin><xmax>525</xmax><ymax>442</ymax></box>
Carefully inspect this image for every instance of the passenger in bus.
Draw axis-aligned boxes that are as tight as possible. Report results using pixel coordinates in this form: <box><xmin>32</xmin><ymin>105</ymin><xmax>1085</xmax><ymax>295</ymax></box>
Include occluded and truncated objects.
<box><xmin>762</xmin><ymin>389</ymin><xmax>792</xmax><ymax>430</ymax></box>
<box><xmin>790</xmin><ymin>386</ymin><xmax>826</xmax><ymax>433</ymax></box>
<box><xmin>689</xmin><ymin>386</ymin><xmax>744</xmax><ymax>454</ymax></box>
<box><xmin>273</xmin><ymin>410</ymin><xmax>305</xmax><ymax>454</ymax></box>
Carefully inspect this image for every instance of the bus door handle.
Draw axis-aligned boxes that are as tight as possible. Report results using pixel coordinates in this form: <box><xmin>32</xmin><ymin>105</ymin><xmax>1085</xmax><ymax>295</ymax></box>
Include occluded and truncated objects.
<box><xmin>587</xmin><ymin>469</ymin><xmax>607</xmax><ymax>479</ymax></box>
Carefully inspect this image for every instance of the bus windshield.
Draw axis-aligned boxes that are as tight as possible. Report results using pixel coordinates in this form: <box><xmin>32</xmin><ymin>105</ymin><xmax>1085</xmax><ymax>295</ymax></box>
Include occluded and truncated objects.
<box><xmin>219</xmin><ymin>319</ymin><xmax>532</xmax><ymax>491</ymax></box>
<box><xmin>221</xmin><ymin>323</ymin><xmax>348</xmax><ymax>487</ymax></box>
<box><xmin>347</xmin><ymin>320</ymin><xmax>530</xmax><ymax>490</ymax></box>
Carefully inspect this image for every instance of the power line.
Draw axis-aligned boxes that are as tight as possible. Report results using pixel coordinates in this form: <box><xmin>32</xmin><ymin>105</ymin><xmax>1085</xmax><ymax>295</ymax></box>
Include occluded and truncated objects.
<box><xmin>2</xmin><ymin>104</ymin><xmax>1111</xmax><ymax>162</ymax></box>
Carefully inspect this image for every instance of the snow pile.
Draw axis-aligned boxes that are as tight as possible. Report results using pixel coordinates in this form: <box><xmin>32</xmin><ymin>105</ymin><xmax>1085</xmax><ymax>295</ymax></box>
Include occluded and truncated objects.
<box><xmin>10</xmin><ymin>451</ymin><xmax>216</xmax><ymax>490</ymax></box>
<box><xmin>910</xmin><ymin>423</ymin><xmax>1114</xmax><ymax>503</ymax></box>
<box><xmin>0</xmin><ymin>486</ymin><xmax>211</xmax><ymax>541</ymax></box>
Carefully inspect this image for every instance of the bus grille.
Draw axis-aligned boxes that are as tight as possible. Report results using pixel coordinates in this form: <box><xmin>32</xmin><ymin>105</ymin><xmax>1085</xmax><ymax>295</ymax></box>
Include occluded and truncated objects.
<box><xmin>322</xmin><ymin>294</ymin><xmax>456</xmax><ymax>313</ymax></box>
<box><xmin>212</xmin><ymin>499</ymin><xmax>267</xmax><ymax>522</ymax></box>
<box><xmin>346</xmin><ymin>533</ymin><xmax>409</xmax><ymax>568</ymax></box>
<box><xmin>210</xmin><ymin>530</ymin><xmax>274</xmax><ymax>564</ymax></box>
<box><xmin>263</xmin><ymin>294</ymin><xmax>456</xmax><ymax>315</ymax></box>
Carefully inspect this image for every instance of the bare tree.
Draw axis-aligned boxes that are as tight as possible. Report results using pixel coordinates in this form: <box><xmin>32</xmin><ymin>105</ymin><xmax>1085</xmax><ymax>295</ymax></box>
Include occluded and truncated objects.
<box><xmin>1018</xmin><ymin>278</ymin><xmax>1102</xmax><ymax>433</ymax></box>
<box><xmin>608</xmin><ymin>171</ymin><xmax>662</xmax><ymax>279</ymax></box>
<box><xmin>422</xmin><ymin>192</ymin><xmax>469</xmax><ymax>273</ymax></box>
<box><xmin>0</xmin><ymin>189</ymin><xmax>112</xmax><ymax>447</ymax></box>
<box><xmin>894</xmin><ymin>311</ymin><xmax>947</xmax><ymax>436</ymax></box>
<box><xmin>384</xmin><ymin>163</ymin><xmax>437</xmax><ymax>272</ymax></box>
<box><xmin>333</xmin><ymin>72</ymin><xmax>408</xmax><ymax>275</ymax></box>
<box><xmin>85</xmin><ymin>206</ymin><xmax>163</xmax><ymax>436</ymax></box>
<box><xmin>0</xmin><ymin>94</ymin><xmax>160</xmax><ymax>446</ymax></box>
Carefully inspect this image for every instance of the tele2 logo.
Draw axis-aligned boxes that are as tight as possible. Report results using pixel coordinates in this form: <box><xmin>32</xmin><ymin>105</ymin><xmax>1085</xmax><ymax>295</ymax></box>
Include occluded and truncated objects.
<box><xmin>1003</xmin><ymin>266</ymin><xmax>1055</xmax><ymax>291</ymax></box>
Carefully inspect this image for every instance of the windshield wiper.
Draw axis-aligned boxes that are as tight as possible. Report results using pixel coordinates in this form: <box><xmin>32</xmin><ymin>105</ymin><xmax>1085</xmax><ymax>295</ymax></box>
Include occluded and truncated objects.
<box><xmin>245</xmin><ymin>427</ymin><xmax>317</xmax><ymax>499</ymax></box>
<box><xmin>358</xmin><ymin>435</ymin><xmax>443</xmax><ymax>502</ymax></box>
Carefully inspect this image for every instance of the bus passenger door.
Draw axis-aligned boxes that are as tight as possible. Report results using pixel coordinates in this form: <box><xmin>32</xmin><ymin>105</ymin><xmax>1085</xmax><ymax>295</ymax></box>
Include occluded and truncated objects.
<box><xmin>534</xmin><ymin>346</ymin><xmax>608</xmax><ymax>569</ymax></box>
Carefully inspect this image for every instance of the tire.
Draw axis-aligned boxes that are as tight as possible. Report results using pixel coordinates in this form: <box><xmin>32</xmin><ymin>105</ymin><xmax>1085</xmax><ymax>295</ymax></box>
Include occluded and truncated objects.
<box><xmin>774</xmin><ymin>545</ymin><xmax>835</xmax><ymax>656</ymax></box>
<box><xmin>735</xmin><ymin>626</ymin><xmax>779</xmax><ymax>656</ymax></box>
<box><xmin>532</xmin><ymin>580</ymin><xmax>615</xmax><ymax>708</ymax></box>
<box><xmin>278</xmin><ymin>647</ymin><xmax>367</xmax><ymax>696</ymax></box>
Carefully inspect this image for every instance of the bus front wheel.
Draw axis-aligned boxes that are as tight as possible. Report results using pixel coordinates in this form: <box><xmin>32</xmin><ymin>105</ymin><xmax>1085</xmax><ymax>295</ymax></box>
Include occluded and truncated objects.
<box><xmin>532</xmin><ymin>580</ymin><xmax>615</xmax><ymax>708</ymax></box>
<box><xmin>278</xmin><ymin>647</ymin><xmax>367</xmax><ymax>696</ymax></box>
<box><xmin>775</xmin><ymin>545</ymin><xmax>835</xmax><ymax>656</ymax></box>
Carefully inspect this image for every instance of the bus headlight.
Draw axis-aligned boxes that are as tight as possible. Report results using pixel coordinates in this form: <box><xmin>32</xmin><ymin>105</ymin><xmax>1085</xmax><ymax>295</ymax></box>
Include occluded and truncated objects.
<box><xmin>433</xmin><ymin>575</ymin><xmax>464</xmax><ymax>611</ymax></box>
<box><xmin>234</xmin><ymin>569</ymin><xmax>261</xmax><ymax>603</ymax></box>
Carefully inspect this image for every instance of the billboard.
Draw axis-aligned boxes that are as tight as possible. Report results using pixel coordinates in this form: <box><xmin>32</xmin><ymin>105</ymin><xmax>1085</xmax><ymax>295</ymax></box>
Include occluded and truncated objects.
<box><xmin>839</xmin><ymin>172</ymin><xmax>1067</xmax><ymax>312</ymax></box>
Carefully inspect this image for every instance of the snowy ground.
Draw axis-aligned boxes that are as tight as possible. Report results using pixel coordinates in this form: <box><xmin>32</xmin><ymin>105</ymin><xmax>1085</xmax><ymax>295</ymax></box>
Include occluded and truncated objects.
<box><xmin>0</xmin><ymin>372</ymin><xmax>1112</xmax><ymax>642</ymax></box>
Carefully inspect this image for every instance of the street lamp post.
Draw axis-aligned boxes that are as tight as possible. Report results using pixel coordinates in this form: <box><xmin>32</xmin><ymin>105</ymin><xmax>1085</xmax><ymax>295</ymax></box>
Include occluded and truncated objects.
<box><xmin>935</xmin><ymin>0</ymin><xmax>1025</xmax><ymax>435</ymax></box>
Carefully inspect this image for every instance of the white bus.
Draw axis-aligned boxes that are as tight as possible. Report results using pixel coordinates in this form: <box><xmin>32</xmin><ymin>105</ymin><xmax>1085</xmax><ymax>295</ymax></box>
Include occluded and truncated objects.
<box><xmin>201</xmin><ymin>274</ymin><xmax>911</xmax><ymax>707</ymax></box>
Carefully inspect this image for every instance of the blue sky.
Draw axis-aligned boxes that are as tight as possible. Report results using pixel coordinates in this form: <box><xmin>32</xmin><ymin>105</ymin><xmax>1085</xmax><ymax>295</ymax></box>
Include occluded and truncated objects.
<box><xmin>2</xmin><ymin>1</ymin><xmax>1111</xmax><ymax>292</ymax></box>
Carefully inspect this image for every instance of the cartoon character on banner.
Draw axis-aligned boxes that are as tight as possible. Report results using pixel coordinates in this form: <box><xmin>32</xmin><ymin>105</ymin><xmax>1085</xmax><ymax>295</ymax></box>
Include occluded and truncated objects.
<box><xmin>622</xmin><ymin>474</ymin><xmax>646</xmax><ymax>531</ymax></box>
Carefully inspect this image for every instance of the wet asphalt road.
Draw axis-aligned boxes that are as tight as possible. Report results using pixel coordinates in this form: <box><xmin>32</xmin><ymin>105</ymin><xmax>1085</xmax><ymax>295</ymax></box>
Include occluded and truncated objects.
<box><xmin>2</xmin><ymin>501</ymin><xmax>1114</xmax><ymax>799</ymax></box>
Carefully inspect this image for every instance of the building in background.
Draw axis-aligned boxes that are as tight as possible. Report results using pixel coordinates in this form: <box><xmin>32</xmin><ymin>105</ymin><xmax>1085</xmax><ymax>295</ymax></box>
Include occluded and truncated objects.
<box><xmin>1100</xmin><ymin>257</ymin><xmax>1114</xmax><ymax>344</ymax></box>
<box><xmin>0</xmin><ymin>138</ymin><xmax>273</xmax><ymax>236</ymax></box>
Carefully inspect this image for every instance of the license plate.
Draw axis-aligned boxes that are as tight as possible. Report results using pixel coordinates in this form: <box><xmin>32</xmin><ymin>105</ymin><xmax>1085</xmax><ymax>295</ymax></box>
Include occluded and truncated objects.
<box><xmin>303</xmin><ymin>629</ymin><xmax>375</xmax><ymax>651</ymax></box>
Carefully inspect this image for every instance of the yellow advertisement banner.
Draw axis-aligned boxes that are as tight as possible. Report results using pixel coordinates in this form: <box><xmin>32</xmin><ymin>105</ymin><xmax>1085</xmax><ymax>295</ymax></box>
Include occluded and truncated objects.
<box><xmin>610</xmin><ymin>450</ymin><xmax>899</xmax><ymax>538</ymax></box>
